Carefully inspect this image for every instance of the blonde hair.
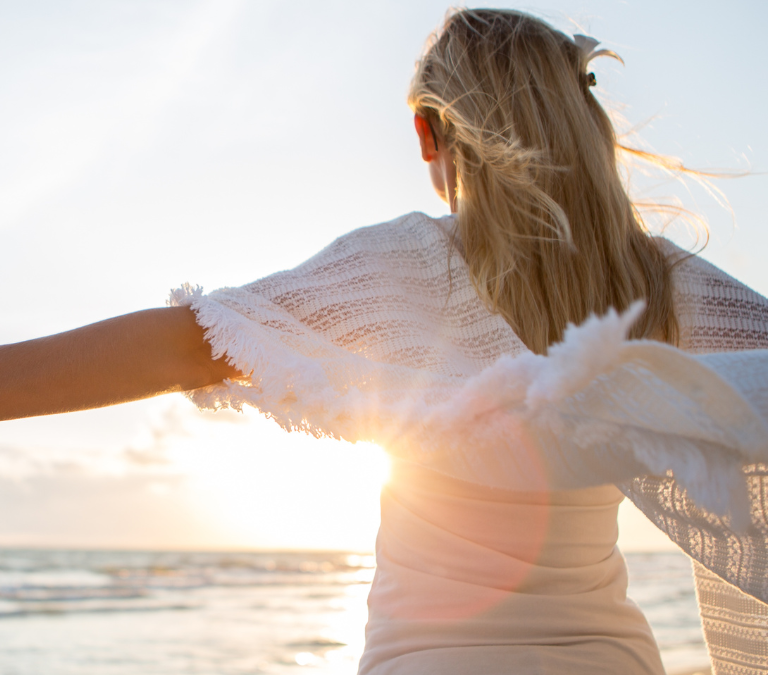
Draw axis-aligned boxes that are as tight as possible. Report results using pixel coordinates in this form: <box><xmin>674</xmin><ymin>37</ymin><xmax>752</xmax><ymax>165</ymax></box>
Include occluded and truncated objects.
<box><xmin>408</xmin><ymin>9</ymin><xmax>677</xmax><ymax>354</ymax></box>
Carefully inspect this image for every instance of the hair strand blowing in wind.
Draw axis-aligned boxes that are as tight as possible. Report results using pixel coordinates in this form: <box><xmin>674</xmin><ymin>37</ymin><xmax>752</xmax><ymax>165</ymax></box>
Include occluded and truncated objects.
<box><xmin>409</xmin><ymin>9</ymin><xmax>677</xmax><ymax>354</ymax></box>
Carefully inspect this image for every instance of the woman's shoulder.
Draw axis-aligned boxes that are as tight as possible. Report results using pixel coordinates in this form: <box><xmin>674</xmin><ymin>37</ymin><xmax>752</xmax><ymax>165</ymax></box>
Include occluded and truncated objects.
<box><xmin>653</xmin><ymin>236</ymin><xmax>764</xmax><ymax>298</ymax></box>
<box><xmin>327</xmin><ymin>211</ymin><xmax>456</xmax><ymax>252</ymax></box>
<box><xmin>653</xmin><ymin>236</ymin><xmax>768</xmax><ymax>353</ymax></box>
<box><xmin>236</xmin><ymin>212</ymin><xmax>459</xmax><ymax>300</ymax></box>
<box><xmin>283</xmin><ymin>212</ymin><xmax>458</xmax><ymax>277</ymax></box>
<box><xmin>654</xmin><ymin>237</ymin><xmax>738</xmax><ymax>283</ymax></box>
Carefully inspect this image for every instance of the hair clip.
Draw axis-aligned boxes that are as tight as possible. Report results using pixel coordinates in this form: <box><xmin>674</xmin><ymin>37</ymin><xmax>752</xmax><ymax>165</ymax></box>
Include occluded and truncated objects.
<box><xmin>587</xmin><ymin>72</ymin><xmax>597</xmax><ymax>87</ymax></box>
<box><xmin>572</xmin><ymin>34</ymin><xmax>624</xmax><ymax>66</ymax></box>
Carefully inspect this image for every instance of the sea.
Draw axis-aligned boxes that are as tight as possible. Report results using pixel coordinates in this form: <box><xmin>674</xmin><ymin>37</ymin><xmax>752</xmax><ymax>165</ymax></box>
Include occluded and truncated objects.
<box><xmin>0</xmin><ymin>548</ymin><xmax>710</xmax><ymax>675</ymax></box>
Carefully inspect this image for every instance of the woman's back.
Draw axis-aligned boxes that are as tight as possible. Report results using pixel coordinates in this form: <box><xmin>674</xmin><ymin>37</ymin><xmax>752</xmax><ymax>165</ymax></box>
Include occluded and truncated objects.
<box><xmin>360</xmin><ymin>462</ymin><xmax>664</xmax><ymax>675</ymax></box>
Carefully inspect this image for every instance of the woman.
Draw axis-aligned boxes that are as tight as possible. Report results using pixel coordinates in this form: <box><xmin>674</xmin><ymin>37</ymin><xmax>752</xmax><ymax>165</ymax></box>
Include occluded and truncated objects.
<box><xmin>2</xmin><ymin>8</ymin><xmax>768</xmax><ymax>675</ymax></box>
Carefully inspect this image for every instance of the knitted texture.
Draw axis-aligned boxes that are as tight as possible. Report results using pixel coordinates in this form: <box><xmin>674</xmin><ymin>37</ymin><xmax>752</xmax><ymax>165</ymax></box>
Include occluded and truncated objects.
<box><xmin>621</xmin><ymin>244</ymin><xmax>768</xmax><ymax>674</ymax></box>
<box><xmin>171</xmin><ymin>211</ymin><xmax>768</xmax><ymax>671</ymax></box>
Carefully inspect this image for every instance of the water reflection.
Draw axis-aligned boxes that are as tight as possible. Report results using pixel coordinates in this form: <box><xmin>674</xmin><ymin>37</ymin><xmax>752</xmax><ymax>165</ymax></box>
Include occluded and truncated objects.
<box><xmin>0</xmin><ymin>548</ymin><xmax>707</xmax><ymax>674</ymax></box>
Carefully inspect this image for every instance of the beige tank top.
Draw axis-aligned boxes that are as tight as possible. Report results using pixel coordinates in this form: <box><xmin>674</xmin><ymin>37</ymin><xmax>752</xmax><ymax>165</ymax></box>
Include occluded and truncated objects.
<box><xmin>358</xmin><ymin>459</ymin><xmax>665</xmax><ymax>675</ymax></box>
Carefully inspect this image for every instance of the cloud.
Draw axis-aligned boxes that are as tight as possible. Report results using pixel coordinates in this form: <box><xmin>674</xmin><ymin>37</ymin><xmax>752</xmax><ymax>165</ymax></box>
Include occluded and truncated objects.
<box><xmin>120</xmin><ymin>405</ymin><xmax>190</xmax><ymax>468</ymax></box>
<box><xmin>0</xmin><ymin>444</ymin><xmax>92</xmax><ymax>480</ymax></box>
<box><xmin>0</xmin><ymin>405</ymin><xmax>190</xmax><ymax>479</ymax></box>
<box><xmin>0</xmin><ymin>471</ymin><xmax>203</xmax><ymax>550</ymax></box>
<box><xmin>196</xmin><ymin>408</ymin><xmax>251</xmax><ymax>425</ymax></box>
<box><xmin>0</xmin><ymin>401</ymin><xmax>255</xmax><ymax>483</ymax></box>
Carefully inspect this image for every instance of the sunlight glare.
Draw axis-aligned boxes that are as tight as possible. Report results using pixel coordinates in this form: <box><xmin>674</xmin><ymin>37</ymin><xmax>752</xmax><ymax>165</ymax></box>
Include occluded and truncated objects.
<box><xmin>167</xmin><ymin>412</ymin><xmax>391</xmax><ymax>550</ymax></box>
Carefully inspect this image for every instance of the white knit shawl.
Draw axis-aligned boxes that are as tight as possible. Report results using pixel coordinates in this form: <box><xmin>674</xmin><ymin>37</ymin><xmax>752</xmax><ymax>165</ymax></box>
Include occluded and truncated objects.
<box><xmin>171</xmin><ymin>212</ymin><xmax>768</xmax><ymax>674</ymax></box>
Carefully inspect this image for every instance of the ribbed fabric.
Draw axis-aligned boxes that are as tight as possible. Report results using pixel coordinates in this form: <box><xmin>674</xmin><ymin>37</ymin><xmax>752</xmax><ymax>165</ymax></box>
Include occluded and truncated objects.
<box><xmin>358</xmin><ymin>460</ymin><xmax>665</xmax><ymax>674</ymax></box>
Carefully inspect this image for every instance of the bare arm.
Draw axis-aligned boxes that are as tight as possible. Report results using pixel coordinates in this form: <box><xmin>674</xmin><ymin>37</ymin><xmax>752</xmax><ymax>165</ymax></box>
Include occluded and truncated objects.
<box><xmin>0</xmin><ymin>307</ymin><xmax>241</xmax><ymax>421</ymax></box>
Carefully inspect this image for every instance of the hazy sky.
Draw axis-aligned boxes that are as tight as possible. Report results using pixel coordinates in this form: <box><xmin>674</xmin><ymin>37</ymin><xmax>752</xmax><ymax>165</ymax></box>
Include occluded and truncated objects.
<box><xmin>1</xmin><ymin>0</ymin><xmax>766</xmax><ymax>551</ymax></box>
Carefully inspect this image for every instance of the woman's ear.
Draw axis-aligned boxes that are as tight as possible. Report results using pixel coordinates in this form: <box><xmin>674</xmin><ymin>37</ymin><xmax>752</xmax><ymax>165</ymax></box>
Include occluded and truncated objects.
<box><xmin>414</xmin><ymin>114</ymin><xmax>438</xmax><ymax>162</ymax></box>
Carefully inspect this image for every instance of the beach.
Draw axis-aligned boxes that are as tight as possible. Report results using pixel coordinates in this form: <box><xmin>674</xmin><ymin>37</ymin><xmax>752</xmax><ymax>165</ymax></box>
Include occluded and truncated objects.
<box><xmin>0</xmin><ymin>547</ymin><xmax>710</xmax><ymax>674</ymax></box>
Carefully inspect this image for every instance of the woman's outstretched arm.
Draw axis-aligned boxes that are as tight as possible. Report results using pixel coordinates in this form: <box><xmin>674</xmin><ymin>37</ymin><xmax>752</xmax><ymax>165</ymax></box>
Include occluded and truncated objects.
<box><xmin>0</xmin><ymin>307</ymin><xmax>241</xmax><ymax>421</ymax></box>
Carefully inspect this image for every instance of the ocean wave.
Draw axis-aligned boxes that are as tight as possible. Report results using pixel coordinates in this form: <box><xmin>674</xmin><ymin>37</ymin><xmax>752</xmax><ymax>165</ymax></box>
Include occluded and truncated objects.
<box><xmin>284</xmin><ymin>638</ymin><xmax>348</xmax><ymax>648</ymax></box>
<box><xmin>0</xmin><ymin>599</ymin><xmax>198</xmax><ymax>618</ymax></box>
<box><xmin>0</xmin><ymin>548</ymin><xmax>707</xmax><ymax>674</ymax></box>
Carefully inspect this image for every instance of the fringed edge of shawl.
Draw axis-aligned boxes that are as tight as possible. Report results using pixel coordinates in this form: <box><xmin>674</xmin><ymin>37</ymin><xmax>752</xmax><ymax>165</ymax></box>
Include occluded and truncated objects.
<box><xmin>171</xmin><ymin>284</ymin><xmax>768</xmax><ymax>531</ymax></box>
<box><xmin>169</xmin><ymin>283</ymin><xmax>350</xmax><ymax>439</ymax></box>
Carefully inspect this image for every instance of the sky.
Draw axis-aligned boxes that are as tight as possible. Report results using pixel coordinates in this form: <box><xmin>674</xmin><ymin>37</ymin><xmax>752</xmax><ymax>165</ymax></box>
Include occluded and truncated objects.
<box><xmin>0</xmin><ymin>0</ymin><xmax>766</xmax><ymax>552</ymax></box>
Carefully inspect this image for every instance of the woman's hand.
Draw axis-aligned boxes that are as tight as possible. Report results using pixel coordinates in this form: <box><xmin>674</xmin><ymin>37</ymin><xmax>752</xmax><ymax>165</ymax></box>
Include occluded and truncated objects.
<box><xmin>0</xmin><ymin>307</ymin><xmax>242</xmax><ymax>421</ymax></box>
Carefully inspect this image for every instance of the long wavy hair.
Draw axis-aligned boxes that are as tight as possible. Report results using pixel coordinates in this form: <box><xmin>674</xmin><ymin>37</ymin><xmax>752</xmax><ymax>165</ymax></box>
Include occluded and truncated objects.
<box><xmin>408</xmin><ymin>9</ymin><xmax>677</xmax><ymax>354</ymax></box>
